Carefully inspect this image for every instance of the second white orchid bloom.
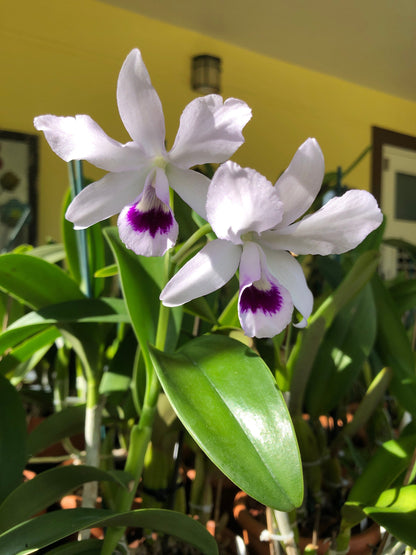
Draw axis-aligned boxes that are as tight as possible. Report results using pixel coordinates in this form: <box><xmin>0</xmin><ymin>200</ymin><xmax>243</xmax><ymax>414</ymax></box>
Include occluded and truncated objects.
<box><xmin>34</xmin><ymin>48</ymin><xmax>251</xmax><ymax>256</ymax></box>
<box><xmin>160</xmin><ymin>138</ymin><xmax>383</xmax><ymax>338</ymax></box>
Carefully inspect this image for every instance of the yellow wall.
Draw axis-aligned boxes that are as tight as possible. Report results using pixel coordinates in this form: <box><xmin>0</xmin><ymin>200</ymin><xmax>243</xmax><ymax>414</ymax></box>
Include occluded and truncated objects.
<box><xmin>2</xmin><ymin>0</ymin><xmax>416</xmax><ymax>244</ymax></box>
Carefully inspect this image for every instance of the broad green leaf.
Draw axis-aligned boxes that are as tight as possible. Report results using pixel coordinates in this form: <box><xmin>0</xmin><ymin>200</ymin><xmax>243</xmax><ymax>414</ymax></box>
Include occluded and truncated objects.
<box><xmin>0</xmin><ymin>326</ymin><xmax>59</xmax><ymax>379</ymax></box>
<box><xmin>0</xmin><ymin>465</ymin><xmax>131</xmax><ymax>534</ymax></box>
<box><xmin>27</xmin><ymin>405</ymin><xmax>85</xmax><ymax>457</ymax></box>
<box><xmin>343</xmin><ymin>434</ymin><xmax>416</xmax><ymax>525</ymax></box>
<box><xmin>372</xmin><ymin>274</ymin><xmax>416</xmax><ymax>415</ymax></box>
<box><xmin>364</xmin><ymin>485</ymin><xmax>416</xmax><ymax>548</ymax></box>
<box><xmin>0</xmin><ymin>375</ymin><xmax>27</xmax><ymax>503</ymax></box>
<box><xmin>305</xmin><ymin>285</ymin><xmax>377</xmax><ymax>416</ymax></box>
<box><xmin>0</xmin><ymin>253</ymin><xmax>84</xmax><ymax>309</ymax></box>
<box><xmin>0</xmin><ymin>508</ymin><xmax>218</xmax><ymax>555</ymax></box>
<box><xmin>150</xmin><ymin>334</ymin><xmax>302</xmax><ymax>510</ymax></box>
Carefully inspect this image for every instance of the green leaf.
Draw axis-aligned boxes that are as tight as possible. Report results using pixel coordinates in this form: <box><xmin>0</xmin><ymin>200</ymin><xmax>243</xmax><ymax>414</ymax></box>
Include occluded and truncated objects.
<box><xmin>104</xmin><ymin>228</ymin><xmax>160</xmax><ymax>346</ymax></box>
<box><xmin>372</xmin><ymin>274</ymin><xmax>416</xmax><ymax>415</ymax></box>
<box><xmin>0</xmin><ymin>375</ymin><xmax>27</xmax><ymax>503</ymax></box>
<box><xmin>27</xmin><ymin>405</ymin><xmax>85</xmax><ymax>457</ymax></box>
<box><xmin>343</xmin><ymin>434</ymin><xmax>416</xmax><ymax>525</ymax></box>
<box><xmin>150</xmin><ymin>334</ymin><xmax>302</xmax><ymax>510</ymax></box>
<box><xmin>305</xmin><ymin>285</ymin><xmax>377</xmax><ymax>416</ymax></box>
<box><xmin>364</xmin><ymin>485</ymin><xmax>416</xmax><ymax>548</ymax></box>
<box><xmin>289</xmin><ymin>249</ymin><xmax>380</xmax><ymax>415</ymax></box>
<box><xmin>5</xmin><ymin>298</ymin><xmax>129</xmax><ymax>330</ymax></box>
<box><xmin>0</xmin><ymin>324</ymin><xmax>54</xmax><ymax>356</ymax></box>
<box><xmin>104</xmin><ymin>227</ymin><xmax>181</xmax><ymax>352</ymax></box>
<box><xmin>26</xmin><ymin>243</ymin><xmax>66</xmax><ymax>264</ymax></box>
<box><xmin>0</xmin><ymin>508</ymin><xmax>218</xmax><ymax>555</ymax></box>
<box><xmin>0</xmin><ymin>253</ymin><xmax>84</xmax><ymax>309</ymax></box>
<box><xmin>0</xmin><ymin>326</ymin><xmax>60</xmax><ymax>380</ymax></box>
<box><xmin>0</xmin><ymin>465</ymin><xmax>131</xmax><ymax>534</ymax></box>
<box><xmin>94</xmin><ymin>264</ymin><xmax>118</xmax><ymax>278</ymax></box>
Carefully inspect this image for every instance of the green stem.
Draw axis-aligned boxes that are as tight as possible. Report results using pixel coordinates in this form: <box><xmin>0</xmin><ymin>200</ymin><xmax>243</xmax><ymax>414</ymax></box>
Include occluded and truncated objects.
<box><xmin>171</xmin><ymin>223</ymin><xmax>212</xmax><ymax>266</ymax></box>
<box><xmin>101</xmin><ymin>255</ymin><xmax>172</xmax><ymax>554</ymax></box>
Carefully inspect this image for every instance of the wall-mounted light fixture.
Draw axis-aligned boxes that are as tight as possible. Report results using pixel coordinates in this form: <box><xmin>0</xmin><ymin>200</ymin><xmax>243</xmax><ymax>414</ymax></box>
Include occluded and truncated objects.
<box><xmin>191</xmin><ymin>55</ymin><xmax>221</xmax><ymax>95</ymax></box>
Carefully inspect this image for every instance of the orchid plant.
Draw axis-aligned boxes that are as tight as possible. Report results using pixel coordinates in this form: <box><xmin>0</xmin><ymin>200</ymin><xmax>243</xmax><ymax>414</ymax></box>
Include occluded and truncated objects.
<box><xmin>0</xmin><ymin>47</ymin><xmax>415</xmax><ymax>555</ymax></box>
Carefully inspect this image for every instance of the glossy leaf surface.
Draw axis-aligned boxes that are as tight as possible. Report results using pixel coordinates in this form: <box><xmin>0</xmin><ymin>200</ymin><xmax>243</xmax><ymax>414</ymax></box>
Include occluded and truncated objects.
<box><xmin>150</xmin><ymin>334</ymin><xmax>302</xmax><ymax>510</ymax></box>
<box><xmin>364</xmin><ymin>485</ymin><xmax>416</xmax><ymax>549</ymax></box>
<box><xmin>343</xmin><ymin>434</ymin><xmax>416</xmax><ymax>525</ymax></box>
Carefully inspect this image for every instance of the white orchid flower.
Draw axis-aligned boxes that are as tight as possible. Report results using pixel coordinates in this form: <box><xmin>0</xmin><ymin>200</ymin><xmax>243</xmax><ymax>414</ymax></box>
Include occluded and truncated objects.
<box><xmin>34</xmin><ymin>48</ymin><xmax>251</xmax><ymax>256</ymax></box>
<box><xmin>160</xmin><ymin>138</ymin><xmax>383</xmax><ymax>338</ymax></box>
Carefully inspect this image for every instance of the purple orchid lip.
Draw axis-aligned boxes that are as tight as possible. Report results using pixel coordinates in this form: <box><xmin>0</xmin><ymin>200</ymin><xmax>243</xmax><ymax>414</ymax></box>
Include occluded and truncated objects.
<box><xmin>126</xmin><ymin>205</ymin><xmax>173</xmax><ymax>238</ymax></box>
<box><xmin>240</xmin><ymin>283</ymin><xmax>283</xmax><ymax>315</ymax></box>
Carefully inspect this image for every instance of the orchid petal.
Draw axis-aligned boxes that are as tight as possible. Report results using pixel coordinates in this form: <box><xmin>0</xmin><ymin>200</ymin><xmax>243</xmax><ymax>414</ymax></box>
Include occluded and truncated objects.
<box><xmin>166</xmin><ymin>165</ymin><xmax>210</xmax><ymax>219</ymax></box>
<box><xmin>117</xmin><ymin>171</ymin><xmax>178</xmax><ymax>256</ymax></box>
<box><xmin>34</xmin><ymin>115</ymin><xmax>146</xmax><ymax>172</ymax></box>
<box><xmin>262</xmin><ymin>247</ymin><xmax>313</xmax><ymax>328</ymax></box>
<box><xmin>207</xmin><ymin>162</ymin><xmax>283</xmax><ymax>244</ymax></box>
<box><xmin>66</xmin><ymin>168</ymin><xmax>150</xmax><ymax>228</ymax></box>
<box><xmin>262</xmin><ymin>190</ymin><xmax>383</xmax><ymax>256</ymax></box>
<box><xmin>168</xmin><ymin>95</ymin><xmax>252</xmax><ymax>168</ymax></box>
<box><xmin>274</xmin><ymin>138</ymin><xmax>325</xmax><ymax>227</ymax></box>
<box><xmin>160</xmin><ymin>239</ymin><xmax>241</xmax><ymax>307</ymax></box>
<box><xmin>238</xmin><ymin>242</ymin><xmax>293</xmax><ymax>338</ymax></box>
<box><xmin>117</xmin><ymin>49</ymin><xmax>166</xmax><ymax>156</ymax></box>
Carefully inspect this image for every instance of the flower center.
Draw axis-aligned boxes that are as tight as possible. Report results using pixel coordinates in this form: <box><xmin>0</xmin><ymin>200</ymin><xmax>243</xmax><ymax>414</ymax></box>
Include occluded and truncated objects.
<box><xmin>153</xmin><ymin>155</ymin><xmax>168</xmax><ymax>170</ymax></box>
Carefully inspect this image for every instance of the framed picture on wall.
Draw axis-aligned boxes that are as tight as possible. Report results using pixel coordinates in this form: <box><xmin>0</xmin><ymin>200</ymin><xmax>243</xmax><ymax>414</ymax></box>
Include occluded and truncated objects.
<box><xmin>0</xmin><ymin>130</ymin><xmax>38</xmax><ymax>252</ymax></box>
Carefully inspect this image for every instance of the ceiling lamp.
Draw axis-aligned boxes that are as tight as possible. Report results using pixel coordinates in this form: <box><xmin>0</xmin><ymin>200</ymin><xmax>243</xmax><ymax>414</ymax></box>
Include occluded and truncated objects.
<box><xmin>191</xmin><ymin>55</ymin><xmax>221</xmax><ymax>95</ymax></box>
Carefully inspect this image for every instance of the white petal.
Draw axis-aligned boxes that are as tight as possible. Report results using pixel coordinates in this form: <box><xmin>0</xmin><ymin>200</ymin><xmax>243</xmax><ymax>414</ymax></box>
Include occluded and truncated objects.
<box><xmin>207</xmin><ymin>162</ymin><xmax>283</xmax><ymax>243</ymax></box>
<box><xmin>262</xmin><ymin>247</ymin><xmax>313</xmax><ymax>327</ymax></box>
<box><xmin>160</xmin><ymin>239</ymin><xmax>241</xmax><ymax>306</ymax></box>
<box><xmin>168</xmin><ymin>95</ymin><xmax>252</xmax><ymax>168</ymax></box>
<box><xmin>117</xmin><ymin>176</ymin><xmax>178</xmax><ymax>257</ymax></box>
<box><xmin>166</xmin><ymin>165</ymin><xmax>210</xmax><ymax>219</ymax></box>
<box><xmin>117</xmin><ymin>49</ymin><xmax>166</xmax><ymax>156</ymax></box>
<box><xmin>34</xmin><ymin>115</ymin><xmax>147</xmax><ymax>171</ymax></box>
<box><xmin>238</xmin><ymin>242</ymin><xmax>293</xmax><ymax>338</ymax></box>
<box><xmin>274</xmin><ymin>138</ymin><xmax>325</xmax><ymax>227</ymax></box>
<box><xmin>65</xmin><ymin>168</ymin><xmax>150</xmax><ymax>228</ymax></box>
<box><xmin>262</xmin><ymin>189</ymin><xmax>383</xmax><ymax>255</ymax></box>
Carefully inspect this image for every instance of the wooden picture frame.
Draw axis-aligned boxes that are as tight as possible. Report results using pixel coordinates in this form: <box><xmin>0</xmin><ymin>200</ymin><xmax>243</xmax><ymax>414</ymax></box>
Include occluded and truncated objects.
<box><xmin>0</xmin><ymin>130</ymin><xmax>38</xmax><ymax>251</ymax></box>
